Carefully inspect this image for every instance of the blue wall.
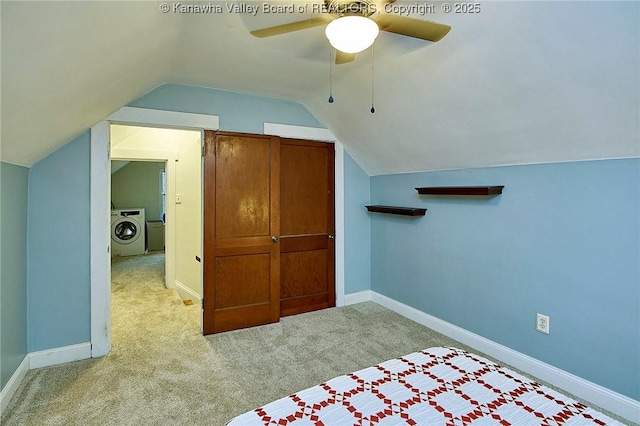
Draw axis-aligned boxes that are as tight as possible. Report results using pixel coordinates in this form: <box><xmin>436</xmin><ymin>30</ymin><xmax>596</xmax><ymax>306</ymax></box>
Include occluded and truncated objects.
<box><xmin>343</xmin><ymin>151</ymin><xmax>371</xmax><ymax>294</ymax></box>
<box><xmin>1</xmin><ymin>162</ymin><xmax>29</xmax><ymax>389</ymax></box>
<box><xmin>27</xmin><ymin>133</ymin><xmax>91</xmax><ymax>352</ymax></box>
<box><xmin>129</xmin><ymin>84</ymin><xmax>323</xmax><ymax>133</ymax></box>
<box><xmin>370</xmin><ymin>158</ymin><xmax>640</xmax><ymax>400</ymax></box>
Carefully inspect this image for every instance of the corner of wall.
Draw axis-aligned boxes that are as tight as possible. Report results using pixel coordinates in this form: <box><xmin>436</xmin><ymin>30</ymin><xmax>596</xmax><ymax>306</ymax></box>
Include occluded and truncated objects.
<box><xmin>26</xmin><ymin>132</ymin><xmax>92</xmax><ymax>353</ymax></box>
<box><xmin>342</xmin><ymin>150</ymin><xmax>372</xmax><ymax>295</ymax></box>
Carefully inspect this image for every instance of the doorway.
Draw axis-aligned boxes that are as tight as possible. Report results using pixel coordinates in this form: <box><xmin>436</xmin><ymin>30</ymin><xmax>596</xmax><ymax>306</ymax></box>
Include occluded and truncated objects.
<box><xmin>110</xmin><ymin>160</ymin><xmax>167</xmax><ymax>307</ymax></box>
<box><xmin>109</xmin><ymin>125</ymin><xmax>203</xmax><ymax>339</ymax></box>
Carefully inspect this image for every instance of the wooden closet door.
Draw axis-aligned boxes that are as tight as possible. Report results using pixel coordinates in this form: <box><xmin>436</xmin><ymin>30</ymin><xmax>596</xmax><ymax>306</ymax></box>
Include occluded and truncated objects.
<box><xmin>203</xmin><ymin>131</ymin><xmax>280</xmax><ymax>334</ymax></box>
<box><xmin>280</xmin><ymin>139</ymin><xmax>335</xmax><ymax>317</ymax></box>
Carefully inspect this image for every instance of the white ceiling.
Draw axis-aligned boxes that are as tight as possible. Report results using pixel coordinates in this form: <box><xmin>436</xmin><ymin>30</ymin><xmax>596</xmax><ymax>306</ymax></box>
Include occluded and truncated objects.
<box><xmin>1</xmin><ymin>1</ymin><xmax>638</xmax><ymax>174</ymax></box>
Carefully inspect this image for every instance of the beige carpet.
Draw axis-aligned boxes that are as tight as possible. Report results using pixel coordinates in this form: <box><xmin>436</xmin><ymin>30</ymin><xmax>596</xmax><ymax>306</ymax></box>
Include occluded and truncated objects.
<box><xmin>2</xmin><ymin>253</ymin><xmax>631</xmax><ymax>425</ymax></box>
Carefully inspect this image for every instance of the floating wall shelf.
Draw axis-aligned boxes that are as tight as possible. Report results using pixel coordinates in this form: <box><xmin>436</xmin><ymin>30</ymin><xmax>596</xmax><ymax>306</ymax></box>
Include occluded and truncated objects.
<box><xmin>416</xmin><ymin>186</ymin><xmax>504</xmax><ymax>196</ymax></box>
<box><xmin>366</xmin><ymin>205</ymin><xmax>427</xmax><ymax>216</ymax></box>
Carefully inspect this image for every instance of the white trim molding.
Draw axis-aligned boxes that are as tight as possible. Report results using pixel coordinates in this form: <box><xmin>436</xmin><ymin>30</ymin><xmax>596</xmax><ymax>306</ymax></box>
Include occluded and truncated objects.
<box><xmin>110</xmin><ymin>148</ymin><xmax>178</xmax><ymax>162</ymax></box>
<box><xmin>359</xmin><ymin>291</ymin><xmax>640</xmax><ymax>424</ymax></box>
<box><xmin>0</xmin><ymin>355</ymin><xmax>29</xmax><ymax>416</ymax></box>
<box><xmin>107</xmin><ymin>107</ymin><xmax>219</xmax><ymax>130</ymax></box>
<box><xmin>90</xmin><ymin>122</ymin><xmax>111</xmax><ymax>357</ymax></box>
<box><xmin>174</xmin><ymin>280</ymin><xmax>202</xmax><ymax>304</ymax></box>
<box><xmin>333</xmin><ymin>141</ymin><xmax>345</xmax><ymax>307</ymax></box>
<box><xmin>344</xmin><ymin>290</ymin><xmax>373</xmax><ymax>306</ymax></box>
<box><xmin>29</xmin><ymin>343</ymin><xmax>92</xmax><ymax>370</ymax></box>
<box><xmin>263</xmin><ymin>123</ymin><xmax>335</xmax><ymax>141</ymax></box>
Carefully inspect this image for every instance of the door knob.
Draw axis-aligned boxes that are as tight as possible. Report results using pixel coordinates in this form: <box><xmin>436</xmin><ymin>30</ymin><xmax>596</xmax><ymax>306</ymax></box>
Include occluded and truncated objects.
<box><xmin>271</xmin><ymin>236</ymin><xmax>279</xmax><ymax>242</ymax></box>
<box><xmin>328</xmin><ymin>234</ymin><xmax>335</xmax><ymax>240</ymax></box>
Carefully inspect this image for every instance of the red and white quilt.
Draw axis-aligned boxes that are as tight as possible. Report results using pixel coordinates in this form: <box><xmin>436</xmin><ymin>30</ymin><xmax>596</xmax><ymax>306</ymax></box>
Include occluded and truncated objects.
<box><xmin>227</xmin><ymin>347</ymin><xmax>624</xmax><ymax>425</ymax></box>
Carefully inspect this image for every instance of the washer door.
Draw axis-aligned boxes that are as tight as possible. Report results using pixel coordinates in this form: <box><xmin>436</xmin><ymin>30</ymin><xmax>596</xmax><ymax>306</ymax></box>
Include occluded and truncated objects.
<box><xmin>112</xmin><ymin>217</ymin><xmax>141</xmax><ymax>245</ymax></box>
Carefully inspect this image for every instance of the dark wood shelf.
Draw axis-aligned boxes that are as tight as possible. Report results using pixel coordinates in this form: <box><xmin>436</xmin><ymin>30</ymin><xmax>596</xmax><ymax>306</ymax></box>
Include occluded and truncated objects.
<box><xmin>366</xmin><ymin>205</ymin><xmax>427</xmax><ymax>216</ymax></box>
<box><xmin>416</xmin><ymin>186</ymin><xmax>504</xmax><ymax>196</ymax></box>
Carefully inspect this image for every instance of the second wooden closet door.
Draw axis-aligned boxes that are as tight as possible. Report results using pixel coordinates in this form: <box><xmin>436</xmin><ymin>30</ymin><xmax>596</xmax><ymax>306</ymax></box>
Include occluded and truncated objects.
<box><xmin>279</xmin><ymin>138</ymin><xmax>335</xmax><ymax>317</ymax></box>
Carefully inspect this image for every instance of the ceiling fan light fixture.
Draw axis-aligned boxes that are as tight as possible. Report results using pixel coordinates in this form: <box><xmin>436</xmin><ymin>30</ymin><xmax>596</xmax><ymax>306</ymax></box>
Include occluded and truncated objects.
<box><xmin>325</xmin><ymin>16</ymin><xmax>379</xmax><ymax>54</ymax></box>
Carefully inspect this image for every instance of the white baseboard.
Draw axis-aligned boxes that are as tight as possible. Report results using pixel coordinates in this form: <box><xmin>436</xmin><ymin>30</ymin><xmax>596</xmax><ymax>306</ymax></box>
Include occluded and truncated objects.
<box><xmin>173</xmin><ymin>280</ymin><xmax>201</xmax><ymax>303</ymax></box>
<box><xmin>344</xmin><ymin>290</ymin><xmax>373</xmax><ymax>306</ymax></box>
<box><xmin>1</xmin><ymin>343</ymin><xmax>92</xmax><ymax>413</ymax></box>
<box><xmin>0</xmin><ymin>355</ymin><xmax>29</xmax><ymax>416</ymax></box>
<box><xmin>29</xmin><ymin>343</ymin><xmax>92</xmax><ymax>370</ymax></box>
<box><xmin>369</xmin><ymin>291</ymin><xmax>640</xmax><ymax>424</ymax></box>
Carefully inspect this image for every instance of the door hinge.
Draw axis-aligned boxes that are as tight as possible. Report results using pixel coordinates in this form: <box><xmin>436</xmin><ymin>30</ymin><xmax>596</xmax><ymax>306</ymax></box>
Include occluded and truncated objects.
<box><xmin>201</xmin><ymin>145</ymin><xmax>205</xmax><ymax>157</ymax></box>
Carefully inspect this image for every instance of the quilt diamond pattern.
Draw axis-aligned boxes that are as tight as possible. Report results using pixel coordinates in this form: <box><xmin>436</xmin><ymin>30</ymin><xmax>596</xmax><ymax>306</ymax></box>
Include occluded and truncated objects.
<box><xmin>227</xmin><ymin>347</ymin><xmax>624</xmax><ymax>426</ymax></box>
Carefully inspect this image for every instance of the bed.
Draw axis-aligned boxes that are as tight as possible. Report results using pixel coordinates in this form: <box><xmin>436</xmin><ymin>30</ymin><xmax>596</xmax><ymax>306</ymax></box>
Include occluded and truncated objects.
<box><xmin>227</xmin><ymin>347</ymin><xmax>623</xmax><ymax>425</ymax></box>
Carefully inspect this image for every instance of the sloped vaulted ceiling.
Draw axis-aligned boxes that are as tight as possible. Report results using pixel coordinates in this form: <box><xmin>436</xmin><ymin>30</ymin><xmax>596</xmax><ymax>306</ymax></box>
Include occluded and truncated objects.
<box><xmin>1</xmin><ymin>1</ymin><xmax>638</xmax><ymax>174</ymax></box>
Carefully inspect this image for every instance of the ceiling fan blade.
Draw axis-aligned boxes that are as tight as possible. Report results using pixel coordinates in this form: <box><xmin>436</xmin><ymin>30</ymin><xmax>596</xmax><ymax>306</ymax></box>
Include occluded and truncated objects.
<box><xmin>374</xmin><ymin>13</ymin><xmax>451</xmax><ymax>42</ymax></box>
<box><xmin>335</xmin><ymin>51</ymin><xmax>356</xmax><ymax>65</ymax></box>
<box><xmin>250</xmin><ymin>16</ymin><xmax>330</xmax><ymax>38</ymax></box>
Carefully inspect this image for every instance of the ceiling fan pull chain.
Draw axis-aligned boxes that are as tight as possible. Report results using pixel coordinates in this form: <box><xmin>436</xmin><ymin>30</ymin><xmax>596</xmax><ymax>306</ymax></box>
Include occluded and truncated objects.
<box><xmin>328</xmin><ymin>49</ymin><xmax>334</xmax><ymax>103</ymax></box>
<box><xmin>370</xmin><ymin>45</ymin><xmax>375</xmax><ymax>113</ymax></box>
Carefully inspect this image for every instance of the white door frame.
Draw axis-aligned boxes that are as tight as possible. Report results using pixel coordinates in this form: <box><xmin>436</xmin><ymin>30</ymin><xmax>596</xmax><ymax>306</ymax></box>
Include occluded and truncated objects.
<box><xmin>90</xmin><ymin>108</ymin><xmax>219</xmax><ymax>357</ymax></box>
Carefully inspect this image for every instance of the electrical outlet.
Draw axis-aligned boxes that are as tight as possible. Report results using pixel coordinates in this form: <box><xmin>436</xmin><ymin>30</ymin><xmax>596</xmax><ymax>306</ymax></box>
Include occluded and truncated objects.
<box><xmin>536</xmin><ymin>313</ymin><xmax>550</xmax><ymax>334</ymax></box>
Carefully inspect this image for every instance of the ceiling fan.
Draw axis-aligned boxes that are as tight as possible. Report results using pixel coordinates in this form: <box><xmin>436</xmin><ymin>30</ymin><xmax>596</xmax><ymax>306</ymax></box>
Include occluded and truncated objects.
<box><xmin>250</xmin><ymin>0</ymin><xmax>452</xmax><ymax>64</ymax></box>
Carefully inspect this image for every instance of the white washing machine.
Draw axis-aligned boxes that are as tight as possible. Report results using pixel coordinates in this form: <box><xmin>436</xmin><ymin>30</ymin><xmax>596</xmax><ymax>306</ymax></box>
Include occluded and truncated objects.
<box><xmin>111</xmin><ymin>208</ymin><xmax>146</xmax><ymax>257</ymax></box>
